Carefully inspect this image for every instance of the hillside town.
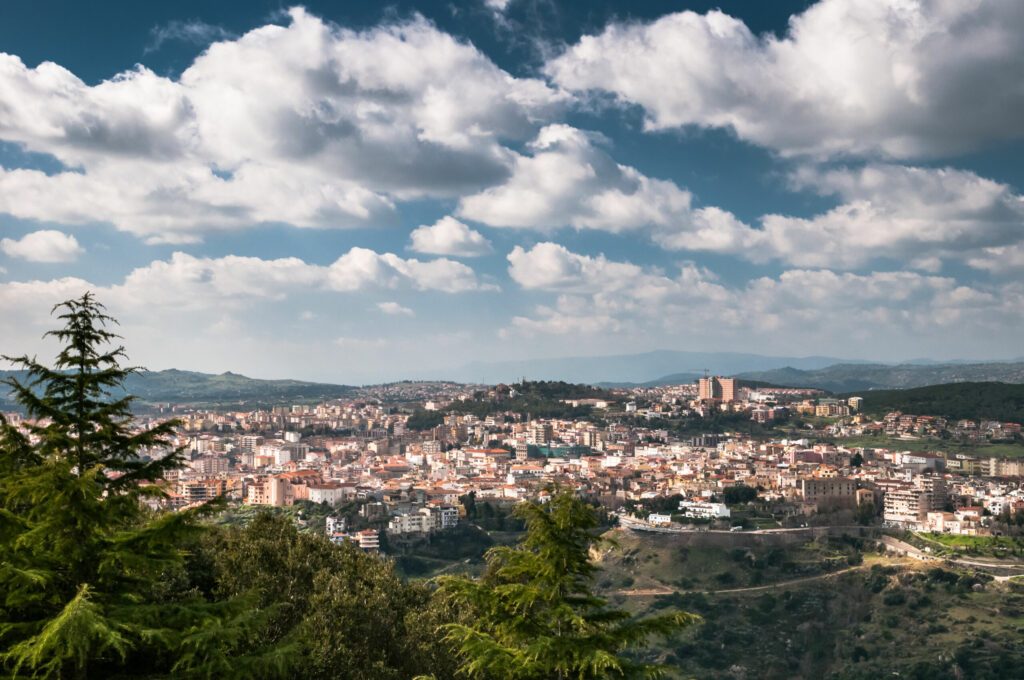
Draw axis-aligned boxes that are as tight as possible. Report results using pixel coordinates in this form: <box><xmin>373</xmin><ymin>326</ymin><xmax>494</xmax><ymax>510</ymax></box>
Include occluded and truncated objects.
<box><xmin>4</xmin><ymin>376</ymin><xmax>1022</xmax><ymax>551</ymax></box>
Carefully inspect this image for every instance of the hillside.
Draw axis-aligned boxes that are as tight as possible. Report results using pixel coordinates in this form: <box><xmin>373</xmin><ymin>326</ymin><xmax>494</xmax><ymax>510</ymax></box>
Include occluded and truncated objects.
<box><xmin>597</xmin><ymin>530</ymin><xmax>1024</xmax><ymax>679</ymax></box>
<box><xmin>738</xmin><ymin>362</ymin><xmax>1024</xmax><ymax>392</ymax></box>
<box><xmin>852</xmin><ymin>382</ymin><xmax>1024</xmax><ymax>423</ymax></box>
<box><xmin>0</xmin><ymin>368</ymin><xmax>356</xmax><ymax>407</ymax></box>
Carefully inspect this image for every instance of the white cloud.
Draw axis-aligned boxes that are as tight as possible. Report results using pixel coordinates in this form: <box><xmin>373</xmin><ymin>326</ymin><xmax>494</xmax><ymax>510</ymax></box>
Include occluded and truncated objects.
<box><xmin>507</xmin><ymin>242</ymin><xmax>729</xmax><ymax>308</ymax></box>
<box><xmin>146</xmin><ymin>19</ymin><xmax>235</xmax><ymax>54</ymax></box>
<box><xmin>459</xmin><ymin>125</ymin><xmax>693</xmax><ymax>232</ymax></box>
<box><xmin>377</xmin><ymin>301</ymin><xmax>415</xmax><ymax>316</ymax></box>
<box><xmin>503</xmin><ymin>241</ymin><xmax>1021</xmax><ymax>357</ymax></box>
<box><xmin>0</xmin><ymin>8</ymin><xmax>564</xmax><ymax>242</ymax></box>
<box><xmin>546</xmin><ymin>1</ymin><xmax>1024</xmax><ymax>159</ymax></box>
<box><xmin>0</xmin><ymin>248</ymin><xmax>490</xmax><ymax>314</ymax></box>
<box><xmin>658</xmin><ymin>164</ymin><xmax>1024</xmax><ymax>271</ymax></box>
<box><xmin>967</xmin><ymin>245</ymin><xmax>1024</xmax><ymax>274</ymax></box>
<box><xmin>408</xmin><ymin>216</ymin><xmax>493</xmax><ymax>257</ymax></box>
<box><xmin>326</xmin><ymin>247</ymin><xmax>495</xmax><ymax>293</ymax></box>
<box><xmin>0</xmin><ymin>230</ymin><xmax>83</xmax><ymax>262</ymax></box>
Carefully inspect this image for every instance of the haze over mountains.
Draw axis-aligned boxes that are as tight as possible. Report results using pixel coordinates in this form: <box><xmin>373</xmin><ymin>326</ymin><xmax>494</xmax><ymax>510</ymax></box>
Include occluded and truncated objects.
<box><xmin>4</xmin><ymin>352</ymin><xmax>1023</xmax><ymax>406</ymax></box>
<box><xmin>430</xmin><ymin>350</ymin><xmax>860</xmax><ymax>385</ymax></box>
<box><xmin>736</xmin><ymin>362</ymin><xmax>1024</xmax><ymax>393</ymax></box>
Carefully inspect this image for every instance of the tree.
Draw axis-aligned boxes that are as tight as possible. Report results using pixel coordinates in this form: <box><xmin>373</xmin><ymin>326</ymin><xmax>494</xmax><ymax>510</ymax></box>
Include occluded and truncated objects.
<box><xmin>855</xmin><ymin>501</ymin><xmax>877</xmax><ymax>526</ymax></box>
<box><xmin>436</xmin><ymin>491</ymin><xmax>699</xmax><ymax>679</ymax></box>
<box><xmin>722</xmin><ymin>485</ymin><xmax>758</xmax><ymax>505</ymax></box>
<box><xmin>0</xmin><ymin>294</ymin><xmax>283</xmax><ymax>678</ymax></box>
<box><xmin>204</xmin><ymin>511</ymin><xmax>453</xmax><ymax>680</ymax></box>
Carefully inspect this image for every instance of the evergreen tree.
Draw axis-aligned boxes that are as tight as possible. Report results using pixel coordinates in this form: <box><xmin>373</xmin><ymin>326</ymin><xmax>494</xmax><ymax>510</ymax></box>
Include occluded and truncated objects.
<box><xmin>0</xmin><ymin>294</ymin><xmax>284</xmax><ymax>678</ymax></box>
<box><xmin>436</xmin><ymin>491</ymin><xmax>699</xmax><ymax>679</ymax></box>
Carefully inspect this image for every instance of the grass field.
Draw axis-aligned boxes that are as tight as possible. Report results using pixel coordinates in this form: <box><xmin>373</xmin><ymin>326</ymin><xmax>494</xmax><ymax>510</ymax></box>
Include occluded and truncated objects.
<box><xmin>913</xmin><ymin>532</ymin><xmax>1024</xmax><ymax>558</ymax></box>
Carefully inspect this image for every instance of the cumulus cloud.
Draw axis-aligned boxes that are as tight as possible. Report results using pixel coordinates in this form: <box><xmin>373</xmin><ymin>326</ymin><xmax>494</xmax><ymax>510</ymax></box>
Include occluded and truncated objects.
<box><xmin>0</xmin><ymin>8</ymin><xmax>564</xmax><ymax>242</ymax></box>
<box><xmin>408</xmin><ymin>216</ymin><xmax>493</xmax><ymax>257</ymax></box>
<box><xmin>658</xmin><ymin>164</ymin><xmax>1024</xmax><ymax>271</ymax></box>
<box><xmin>0</xmin><ymin>230</ymin><xmax>83</xmax><ymax>262</ymax></box>
<box><xmin>327</xmin><ymin>247</ymin><xmax>495</xmax><ymax>293</ymax></box>
<box><xmin>459</xmin><ymin>125</ymin><xmax>693</xmax><ymax>232</ymax></box>
<box><xmin>507</xmin><ymin>241</ymin><xmax>729</xmax><ymax>308</ymax></box>
<box><xmin>503</xmin><ymin>241</ymin><xmax>1021</xmax><ymax>356</ymax></box>
<box><xmin>0</xmin><ymin>248</ymin><xmax>489</xmax><ymax>314</ymax></box>
<box><xmin>546</xmin><ymin>0</ymin><xmax>1024</xmax><ymax>158</ymax></box>
<box><xmin>377</xmin><ymin>301</ymin><xmax>415</xmax><ymax>316</ymax></box>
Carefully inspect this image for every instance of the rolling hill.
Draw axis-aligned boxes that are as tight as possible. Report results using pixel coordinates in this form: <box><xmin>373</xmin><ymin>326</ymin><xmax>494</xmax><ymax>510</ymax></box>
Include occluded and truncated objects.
<box><xmin>0</xmin><ymin>368</ymin><xmax>356</xmax><ymax>407</ymax></box>
<box><xmin>737</xmin><ymin>362</ymin><xmax>1024</xmax><ymax>392</ymax></box>
<box><xmin>850</xmin><ymin>382</ymin><xmax>1024</xmax><ymax>422</ymax></box>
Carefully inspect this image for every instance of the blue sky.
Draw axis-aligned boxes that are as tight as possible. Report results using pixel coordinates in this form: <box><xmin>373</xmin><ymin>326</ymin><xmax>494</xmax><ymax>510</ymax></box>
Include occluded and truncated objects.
<box><xmin>1</xmin><ymin>0</ymin><xmax>1022</xmax><ymax>383</ymax></box>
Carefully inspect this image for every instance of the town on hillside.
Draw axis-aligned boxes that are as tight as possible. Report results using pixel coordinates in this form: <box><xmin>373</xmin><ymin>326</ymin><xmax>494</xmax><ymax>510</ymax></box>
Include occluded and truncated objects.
<box><xmin>7</xmin><ymin>376</ymin><xmax>1021</xmax><ymax>551</ymax></box>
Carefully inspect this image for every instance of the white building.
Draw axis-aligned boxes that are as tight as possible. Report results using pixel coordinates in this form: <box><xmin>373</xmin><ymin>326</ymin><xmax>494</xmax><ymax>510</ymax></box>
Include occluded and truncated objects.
<box><xmin>679</xmin><ymin>500</ymin><xmax>731</xmax><ymax>520</ymax></box>
<box><xmin>308</xmin><ymin>483</ymin><xmax>347</xmax><ymax>506</ymax></box>
<box><xmin>356</xmin><ymin>529</ymin><xmax>379</xmax><ymax>551</ymax></box>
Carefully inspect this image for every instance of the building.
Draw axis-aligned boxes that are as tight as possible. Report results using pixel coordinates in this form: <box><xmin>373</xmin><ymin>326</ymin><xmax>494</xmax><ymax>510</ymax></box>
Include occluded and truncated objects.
<box><xmin>698</xmin><ymin>376</ymin><xmax>736</xmax><ymax>403</ymax></box>
<box><xmin>679</xmin><ymin>500</ymin><xmax>731</xmax><ymax>519</ymax></box>
<box><xmin>307</xmin><ymin>482</ymin><xmax>347</xmax><ymax>506</ymax></box>
<box><xmin>189</xmin><ymin>456</ymin><xmax>229</xmax><ymax>475</ymax></box>
<box><xmin>356</xmin><ymin>529</ymin><xmax>380</xmax><ymax>551</ymax></box>
<box><xmin>799</xmin><ymin>478</ymin><xmax>857</xmax><ymax>511</ymax></box>
<box><xmin>177</xmin><ymin>478</ymin><xmax>226</xmax><ymax>504</ymax></box>
<box><xmin>882</xmin><ymin>477</ymin><xmax>947</xmax><ymax>528</ymax></box>
<box><xmin>527</xmin><ymin>422</ymin><xmax>554</xmax><ymax>445</ymax></box>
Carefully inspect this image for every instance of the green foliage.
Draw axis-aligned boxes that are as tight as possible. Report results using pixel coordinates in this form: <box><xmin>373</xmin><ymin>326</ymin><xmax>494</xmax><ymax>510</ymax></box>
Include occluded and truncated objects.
<box><xmin>0</xmin><ymin>295</ymin><xmax>294</xmax><ymax>678</ymax></box>
<box><xmin>436</xmin><ymin>492</ymin><xmax>698</xmax><ymax>679</ymax></box>
<box><xmin>202</xmin><ymin>512</ymin><xmax>454</xmax><ymax>680</ymax></box>
<box><xmin>448</xmin><ymin>380</ymin><xmax>612</xmax><ymax>421</ymax></box>
<box><xmin>722</xmin><ymin>485</ymin><xmax>758</xmax><ymax>505</ymax></box>
<box><xmin>407</xmin><ymin>409</ymin><xmax>446</xmax><ymax>431</ymax></box>
<box><xmin>853</xmin><ymin>382</ymin><xmax>1024</xmax><ymax>422</ymax></box>
<box><xmin>0</xmin><ymin>295</ymin><xmax>206</xmax><ymax>677</ymax></box>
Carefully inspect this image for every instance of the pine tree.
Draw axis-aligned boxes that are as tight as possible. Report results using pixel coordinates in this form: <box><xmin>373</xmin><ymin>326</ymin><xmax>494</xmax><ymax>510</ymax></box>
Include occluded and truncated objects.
<box><xmin>436</xmin><ymin>491</ymin><xmax>699</xmax><ymax>679</ymax></box>
<box><xmin>0</xmin><ymin>294</ymin><xmax>285</xmax><ymax>678</ymax></box>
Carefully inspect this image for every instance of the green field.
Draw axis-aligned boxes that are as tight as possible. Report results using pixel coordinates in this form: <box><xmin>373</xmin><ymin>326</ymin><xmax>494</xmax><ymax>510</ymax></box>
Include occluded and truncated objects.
<box><xmin>912</xmin><ymin>532</ymin><xmax>1024</xmax><ymax>558</ymax></box>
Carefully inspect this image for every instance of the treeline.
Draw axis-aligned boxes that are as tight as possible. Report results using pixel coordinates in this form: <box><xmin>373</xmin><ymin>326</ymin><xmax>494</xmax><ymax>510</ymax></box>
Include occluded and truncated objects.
<box><xmin>853</xmin><ymin>382</ymin><xmax>1024</xmax><ymax>423</ymax></box>
<box><xmin>447</xmin><ymin>380</ymin><xmax>611</xmax><ymax>421</ymax></box>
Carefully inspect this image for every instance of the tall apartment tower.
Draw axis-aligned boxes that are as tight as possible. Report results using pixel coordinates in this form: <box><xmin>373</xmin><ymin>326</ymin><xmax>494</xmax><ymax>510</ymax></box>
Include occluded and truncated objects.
<box><xmin>698</xmin><ymin>376</ymin><xmax>737</xmax><ymax>403</ymax></box>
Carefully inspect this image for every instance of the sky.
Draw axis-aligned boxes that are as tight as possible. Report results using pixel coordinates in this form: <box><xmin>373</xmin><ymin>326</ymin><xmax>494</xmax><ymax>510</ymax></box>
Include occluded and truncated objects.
<box><xmin>0</xmin><ymin>0</ymin><xmax>1023</xmax><ymax>383</ymax></box>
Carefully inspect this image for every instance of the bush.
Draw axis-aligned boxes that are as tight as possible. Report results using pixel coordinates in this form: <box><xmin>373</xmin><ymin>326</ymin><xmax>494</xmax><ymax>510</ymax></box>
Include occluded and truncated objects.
<box><xmin>883</xmin><ymin>590</ymin><xmax>907</xmax><ymax>606</ymax></box>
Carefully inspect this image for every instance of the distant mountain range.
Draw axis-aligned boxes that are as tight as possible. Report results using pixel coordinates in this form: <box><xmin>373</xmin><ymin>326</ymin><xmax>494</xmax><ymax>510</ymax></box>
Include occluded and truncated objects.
<box><xmin>0</xmin><ymin>369</ymin><xmax>355</xmax><ymax>407</ymax></box>
<box><xmin>4</xmin><ymin>355</ymin><xmax>1024</xmax><ymax>408</ymax></box>
<box><xmin>735</xmin><ymin>362</ymin><xmax>1024</xmax><ymax>393</ymax></box>
<box><xmin>433</xmin><ymin>350</ymin><xmax>861</xmax><ymax>385</ymax></box>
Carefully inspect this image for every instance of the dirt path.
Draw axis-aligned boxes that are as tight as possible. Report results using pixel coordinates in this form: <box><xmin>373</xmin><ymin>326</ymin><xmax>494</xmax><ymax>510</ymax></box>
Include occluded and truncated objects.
<box><xmin>614</xmin><ymin>564</ymin><xmax>870</xmax><ymax>597</ymax></box>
